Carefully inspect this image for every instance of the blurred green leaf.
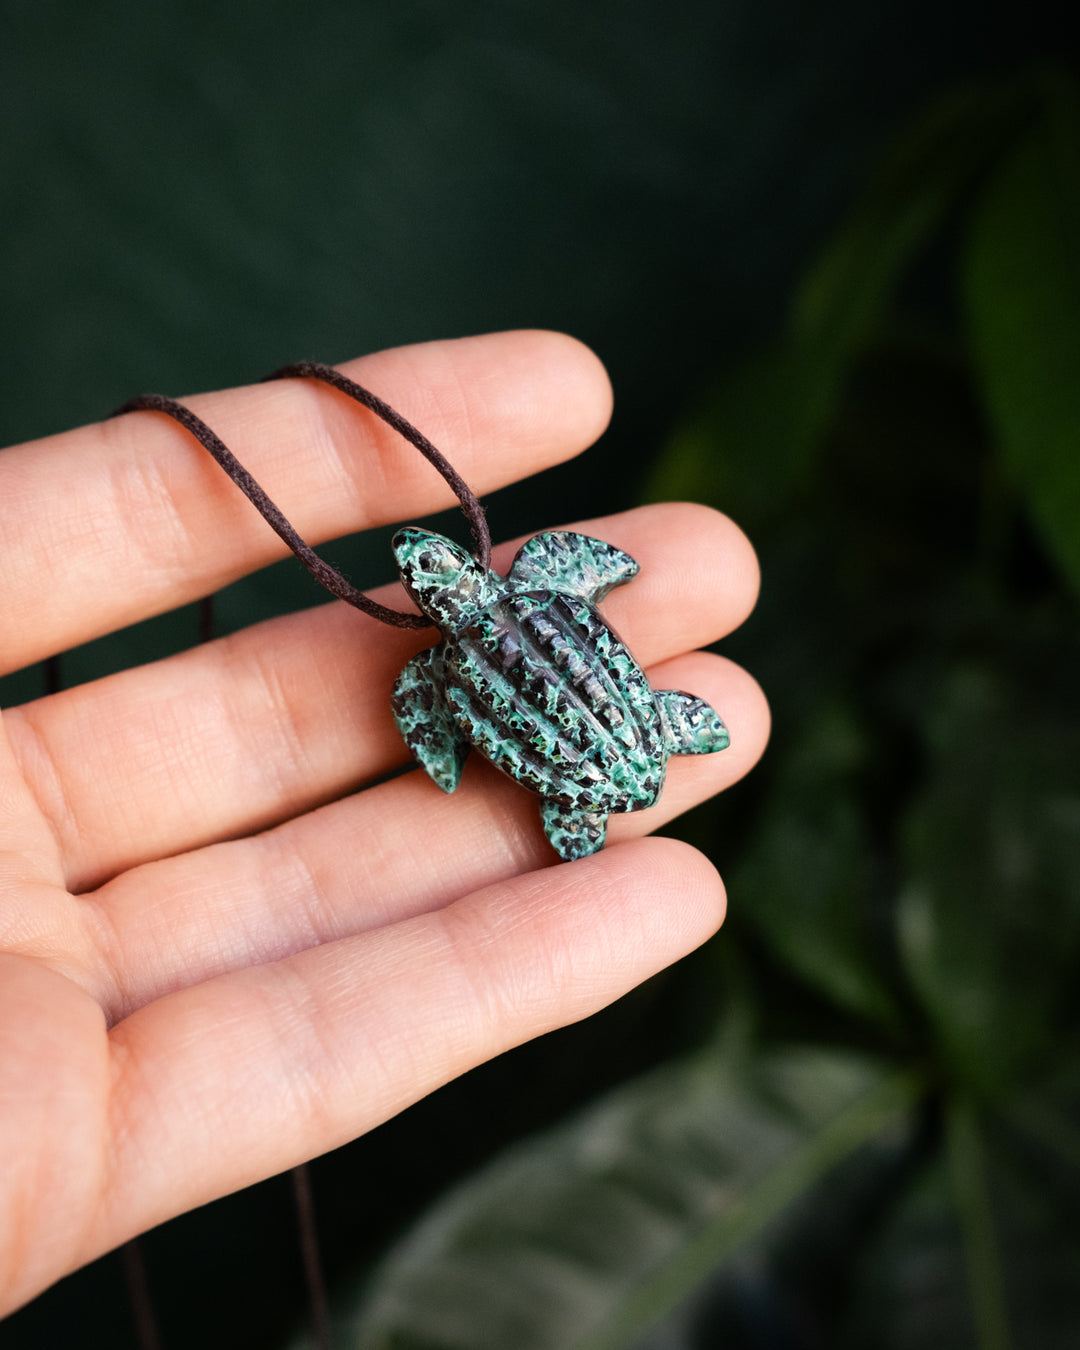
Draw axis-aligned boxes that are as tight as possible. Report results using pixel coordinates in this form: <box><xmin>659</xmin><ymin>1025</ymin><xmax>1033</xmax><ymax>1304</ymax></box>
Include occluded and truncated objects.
<box><xmin>964</xmin><ymin>80</ymin><xmax>1080</xmax><ymax>597</ymax></box>
<box><xmin>327</xmin><ymin>1049</ymin><xmax>915</xmax><ymax>1350</ymax></box>
<box><xmin>1005</xmin><ymin>1057</ymin><xmax>1080</xmax><ymax>1184</ymax></box>
<box><xmin>897</xmin><ymin>665</ymin><xmax>1080</xmax><ymax>1095</ymax></box>
<box><xmin>945</xmin><ymin>1100</ymin><xmax>1011</xmax><ymax>1350</ymax></box>
<box><xmin>642</xmin><ymin>344</ymin><xmax>812</xmax><ymax>523</ymax></box>
<box><xmin>840</xmin><ymin>1078</ymin><xmax>1080</xmax><ymax>1350</ymax></box>
<box><xmin>838</xmin><ymin>1155</ymin><xmax>976</xmax><ymax>1349</ymax></box>
<box><xmin>732</xmin><ymin>704</ymin><xmax>905</xmax><ymax>1030</ymax></box>
<box><xmin>790</xmin><ymin>80</ymin><xmax>1021</xmax><ymax>345</ymax></box>
<box><xmin>646</xmin><ymin>82</ymin><xmax>1018</xmax><ymax>525</ymax></box>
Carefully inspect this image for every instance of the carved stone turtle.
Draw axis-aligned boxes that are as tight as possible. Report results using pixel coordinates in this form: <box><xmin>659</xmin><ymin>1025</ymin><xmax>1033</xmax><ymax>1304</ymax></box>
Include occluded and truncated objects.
<box><xmin>391</xmin><ymin>527</ymin><xmax>730</xmax><ymax>861</ymax></box>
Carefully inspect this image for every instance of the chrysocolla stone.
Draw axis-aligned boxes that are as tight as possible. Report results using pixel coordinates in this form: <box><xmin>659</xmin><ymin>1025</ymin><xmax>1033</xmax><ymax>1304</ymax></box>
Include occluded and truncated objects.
<box><xmin>391</xmin><ymin>527</ymin><xmax>730</xmax><ymax>862</ymax></box>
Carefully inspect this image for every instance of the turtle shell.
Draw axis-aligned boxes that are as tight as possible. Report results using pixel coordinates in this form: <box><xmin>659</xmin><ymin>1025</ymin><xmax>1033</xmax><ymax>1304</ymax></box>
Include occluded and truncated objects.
<box><xmin>442</xmin><ymin>589</ymin><xmax>667</xmax><ymax>813</ymax></box>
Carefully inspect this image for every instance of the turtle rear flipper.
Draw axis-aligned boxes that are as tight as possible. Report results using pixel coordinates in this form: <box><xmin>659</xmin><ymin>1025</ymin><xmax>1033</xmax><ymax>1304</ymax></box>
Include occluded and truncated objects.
<box><xmin>540</xmin><ymin>800</ymin><xmax>608</xmax><ymax>861</ymax></box>
<box><xmin>508</xmin><ymin>532</ymin><xmax>639</xmax><ymax>603</ymax></box>
<box><xmin>656</xmin><ymin>690</ymin><xmax>730</xmax><ymax>756</ymax></box>
<box><xmin>391</xmin><ymin>645</ymin><xmax>469</xmax><ymax>793</ymax></box>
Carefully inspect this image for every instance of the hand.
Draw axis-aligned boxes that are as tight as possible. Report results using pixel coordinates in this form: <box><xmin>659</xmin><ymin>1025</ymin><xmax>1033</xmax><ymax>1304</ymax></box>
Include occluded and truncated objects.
<box><xmin>0</xmin><ymin>331</ymin><xmax>768</xmax><ymax>1315</ymax></box>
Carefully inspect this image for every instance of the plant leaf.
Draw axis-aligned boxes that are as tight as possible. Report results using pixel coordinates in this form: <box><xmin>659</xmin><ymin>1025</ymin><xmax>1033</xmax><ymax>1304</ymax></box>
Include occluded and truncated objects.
<box><xmin>946</xmin><ymin>1099</ymin><xmax>1012</xmax><ymax>1350</ymax></box>
<box><xmin>731</xmin><ymin>703</ymin><xmax>905</xmax><ymax>1030</ymax></box>
<box><xmin>897</xmin><ymin>664</ymin><xmax>1080</xmax><ymax>1095</ymax></box>
<box><xmin>964</xmin><ymin>80</ymin><xmax>1080</xmax><ymax>596</ymax></box>
<box><xmin>838</xmin><ymin>1156</ymin><xmax>976</xmax><ymax>1350</ymax></box>
<box><xmin>840</xmin><ymin>1075</ymin><xmax>1080</xmax><ymax>1350</ymax></box>
<box><xmin>328</xmin><ymin>1049</ymin><xmax>916</xmax><ymax>1350</ymax></box>
<box><xmin>645</xmin><ymin>82</ymin><xmax>1018</xmax><ymax>525</ymax></box>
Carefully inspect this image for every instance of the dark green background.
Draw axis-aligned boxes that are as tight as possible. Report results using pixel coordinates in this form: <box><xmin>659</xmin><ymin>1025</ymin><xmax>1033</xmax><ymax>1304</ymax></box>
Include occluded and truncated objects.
<box><xmin>3</xmin><ymin>3</ymin><xmax>1078</xmax><ymax>1348</ymax></box>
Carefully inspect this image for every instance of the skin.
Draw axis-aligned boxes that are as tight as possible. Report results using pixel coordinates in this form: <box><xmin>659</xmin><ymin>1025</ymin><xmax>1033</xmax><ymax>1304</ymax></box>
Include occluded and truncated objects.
<box><xmin>0</xmin><ymin>330</ymin><xmax>769</xmax><ymax>1316</ymax></box>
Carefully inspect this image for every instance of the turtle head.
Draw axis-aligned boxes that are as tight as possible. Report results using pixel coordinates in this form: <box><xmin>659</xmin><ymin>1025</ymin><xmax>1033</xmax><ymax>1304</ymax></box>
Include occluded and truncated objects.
<box><xmin>392</xmin><ymin>528</ymin><xmax>494</xmax><ymax>631</ymax></box>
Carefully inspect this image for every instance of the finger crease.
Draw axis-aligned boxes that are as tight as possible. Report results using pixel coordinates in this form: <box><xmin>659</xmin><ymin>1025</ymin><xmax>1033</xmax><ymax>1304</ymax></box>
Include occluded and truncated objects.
<box><xmin>2</xmin><ymin>707</ymin><xmax>83</xmax><ymax>878</ymax></box>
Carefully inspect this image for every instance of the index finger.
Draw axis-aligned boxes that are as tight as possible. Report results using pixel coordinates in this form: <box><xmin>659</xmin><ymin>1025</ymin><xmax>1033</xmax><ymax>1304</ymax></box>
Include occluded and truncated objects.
<box><xmin>0</xmin><ymin>331</ymin><xmax>612</xmax><ymax>674</ymax></box>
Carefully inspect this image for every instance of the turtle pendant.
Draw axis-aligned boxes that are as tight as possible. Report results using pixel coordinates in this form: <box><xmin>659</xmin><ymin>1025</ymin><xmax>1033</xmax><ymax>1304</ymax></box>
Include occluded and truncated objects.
<box><xmin>390</xmin><ymin>527</ymin><xmax>730</xmax><ymax>861</ymax></box>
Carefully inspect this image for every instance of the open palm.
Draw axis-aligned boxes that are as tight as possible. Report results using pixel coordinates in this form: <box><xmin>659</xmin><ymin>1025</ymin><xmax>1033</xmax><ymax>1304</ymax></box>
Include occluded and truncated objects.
<box><xmin>0</xmin><ymin>331</ymin><xmax>767</xmax><ymax>1315</ymax></box>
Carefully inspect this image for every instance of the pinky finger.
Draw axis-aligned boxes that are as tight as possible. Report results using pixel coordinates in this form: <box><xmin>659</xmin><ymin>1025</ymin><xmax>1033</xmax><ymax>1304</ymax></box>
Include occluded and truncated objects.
<box><xmin>97</xmin><ymin>836</ymin><xmax>724</xmax><ymax>1255</ymax></box>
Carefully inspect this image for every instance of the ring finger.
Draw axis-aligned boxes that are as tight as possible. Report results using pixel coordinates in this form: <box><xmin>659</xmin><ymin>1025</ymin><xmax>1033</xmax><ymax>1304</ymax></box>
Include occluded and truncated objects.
<box><xmin>87</xmin><ymin>648</ymin><xmax>767</xmax><ymax>1021</ymax></box>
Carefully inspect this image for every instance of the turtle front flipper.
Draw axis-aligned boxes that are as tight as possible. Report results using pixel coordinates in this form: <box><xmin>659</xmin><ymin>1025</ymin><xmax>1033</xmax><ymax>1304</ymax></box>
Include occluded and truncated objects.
<box><xmin>508</xmin><ymin>532</ymin><xmax>639</xmax><ymax>604</ymax></box>
<box><xmin>656</xmin><ymin>690</ymin><xmax>730</xmax><ymax>756</ymax></box>
<box><xmin>540</xmin><ymin>799</ymin><xmax>609</xmax><ymax>861</ymax></box>
<box><xmin>391</xmin><ymin>645</ymin><xmax>469</xmax><ymax>793</ymax></box>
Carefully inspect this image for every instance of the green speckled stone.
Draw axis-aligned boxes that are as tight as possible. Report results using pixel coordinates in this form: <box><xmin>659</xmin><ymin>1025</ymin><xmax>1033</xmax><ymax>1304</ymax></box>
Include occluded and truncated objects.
<box><xmin>391</xmin><ymin>527</ymin><xmax>729</xmax><ymax>862</ymax></box>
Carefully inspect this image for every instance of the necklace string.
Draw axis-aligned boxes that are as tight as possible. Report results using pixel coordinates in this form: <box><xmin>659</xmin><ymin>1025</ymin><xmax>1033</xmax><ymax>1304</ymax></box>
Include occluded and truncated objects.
<box><xmin>111</xmin><ymin>361</ymin><xmax>491</xmax><ymax>630</ymax></box>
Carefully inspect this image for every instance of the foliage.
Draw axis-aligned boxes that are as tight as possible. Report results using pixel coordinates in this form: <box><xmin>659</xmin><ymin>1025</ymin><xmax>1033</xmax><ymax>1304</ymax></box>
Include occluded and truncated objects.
<box><xmin>310</xmin><ymin>71</ymin><xmax>1080</xmax><ymax>1350</ymax></box>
